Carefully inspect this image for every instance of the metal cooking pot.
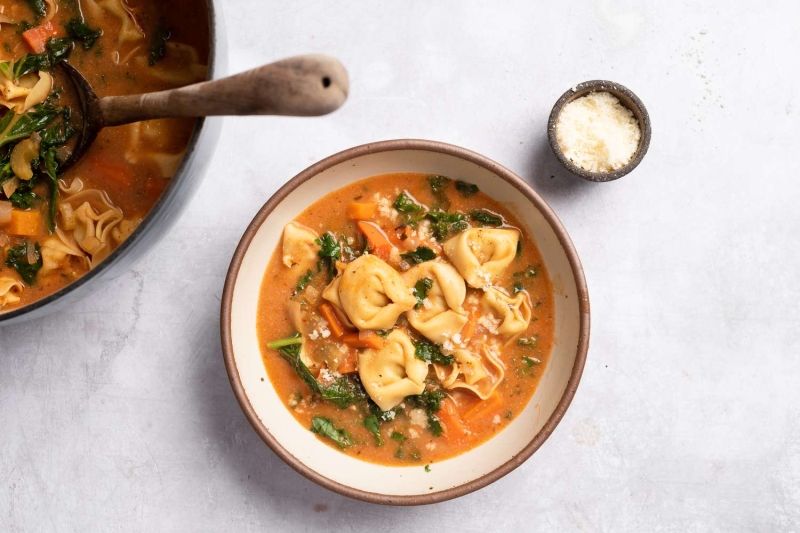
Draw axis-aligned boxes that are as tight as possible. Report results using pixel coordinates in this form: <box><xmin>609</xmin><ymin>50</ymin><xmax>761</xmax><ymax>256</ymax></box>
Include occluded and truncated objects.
<box><xmin>0</xmin><ymin>0</ymin><xmax>227</xmax><ymax>326</ymax></box>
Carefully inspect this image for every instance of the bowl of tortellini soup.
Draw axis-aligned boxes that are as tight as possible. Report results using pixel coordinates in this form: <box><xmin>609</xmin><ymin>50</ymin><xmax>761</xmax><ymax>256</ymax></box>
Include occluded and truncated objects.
<box><xmin>221</xmin><ymin>139</ymin><xmax>590</xmax><ymax>505</ymax></box>
<box><xmin>0</xmin><ymin>0</ymin><xmax>223</xmax><ymax>324</ymax></box>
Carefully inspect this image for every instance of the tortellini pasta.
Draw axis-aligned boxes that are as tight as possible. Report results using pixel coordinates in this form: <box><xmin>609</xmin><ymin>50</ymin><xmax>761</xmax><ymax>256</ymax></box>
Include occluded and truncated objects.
<box><xmin>0</xmin><ymin>71</ymin><xmax>52</xmax><ymax>113</ymax></box>
<box><xmin>434</xmin><ymin>346</ymin><xmax>505</xmax><ymax>399</ymax></box>
<box><xmin>0</xmin><ymin>278</ymin><xmax>23</xmax><ymax>308</ymax></box>
<box><xmin>338</xmin><ymin>255</ymin><xmax>417</xmax><ymax>330</ymax></box>
<box><xmin>358</xmin><ymin>329</ymin><xmax>428</xmax><ymax>411</ymax></box>
<box><xmin>39</xmin><ymin>229</ymin><xmax>90</xmax><ymax>277</ymax></box>
<box><xmin>443</xmin><ymin>228</ymin><xmax>519</xmax><ymax>288</ymax></box>
<box><xmin>321</xmin><ymin>273</ymin><xmax>355</xmax><ymax>328</ymax></box>
<box><xmin>281</xmin><ymin>222</ymin><xmax>319</xmax><ymax>274</ymax></box>
<box><xmin>60</xmin><ymin>189</ymin><xmax>124</xmax><ymax>266</ymax></box>
<box><xmin>401</xmin><ymin>261</ymin><xmax>468</xmax><ymax>344</ymax></box>
<box><xmin>481</xmin><ymin>287</ymin><xmax>533</xmax><ymax>339</ymax></box>
<box><xmin>83</xmin><ymin>0</ymin><xmax>145</xmax><ymax>46</ymax></box>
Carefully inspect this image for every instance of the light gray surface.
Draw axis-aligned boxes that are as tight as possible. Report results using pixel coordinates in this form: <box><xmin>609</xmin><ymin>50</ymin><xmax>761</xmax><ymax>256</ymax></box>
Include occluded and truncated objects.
<box><xmin>1</xmin><ymin>1</ymin><xmax>798</xmax><ymax>531</ymax></box>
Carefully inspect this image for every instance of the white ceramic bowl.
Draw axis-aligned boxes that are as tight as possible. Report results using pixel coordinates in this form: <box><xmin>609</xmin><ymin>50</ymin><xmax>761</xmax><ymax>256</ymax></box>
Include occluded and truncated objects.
<box><xmin>221</xmin><ymin>140</ymin><xmax>590</xmax><ymax>505</ymax></box>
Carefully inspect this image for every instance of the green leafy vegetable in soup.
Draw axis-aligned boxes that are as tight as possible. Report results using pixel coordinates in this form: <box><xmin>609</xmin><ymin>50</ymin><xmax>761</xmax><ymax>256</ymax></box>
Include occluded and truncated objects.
<box><xmin>401</xmin><ymin>246</ymin><xmax>436</xmax><ymax>265</ymax></box>
<box><xmin>412</xmin><ymin>277</ymin><xmax>433</xmax><ymax>308</ymax></box>
<box><xmin>311</xmin><ymin>417</ymin><xmax>352</xmax><ymax>449</ymax></box>
<box><xmin>66</xmin><ymin>18</ymin><xmax>103</xmax><ymax>50</ymax></box>
<box><xmin>5</xmin><ymin>241</ymin><xmax>42</xmax><ymax>285</ymax></box>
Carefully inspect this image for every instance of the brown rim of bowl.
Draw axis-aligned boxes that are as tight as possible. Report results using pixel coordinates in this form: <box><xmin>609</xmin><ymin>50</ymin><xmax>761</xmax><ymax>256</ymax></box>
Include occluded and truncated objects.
<box><xmin>547</xmin><ymin>80</ymin><xmax>651</xmax><ymax>182</ymax></box>
<box><xmin>220</xmin><ymin>139</ymin><xmax>591</xmax><ymax>506</ymax></box>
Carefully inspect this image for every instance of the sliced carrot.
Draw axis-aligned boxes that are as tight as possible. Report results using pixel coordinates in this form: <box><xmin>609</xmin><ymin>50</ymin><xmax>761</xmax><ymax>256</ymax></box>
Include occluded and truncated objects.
<box><xmin>438</xmin><ymin>398</ymin><xmax>467</xmax><ymax>440</ymax></box>
<box><xmin>5</xmin><ymin>209</ymin><xmax>41</xmax><ymax>237</ymax></box>
<box><xmin>460</xmin><ymin>311</ymin><xmax>479</xmax><ymax>341</ymax></box>
<box><xmin>318</xmin><ymin>302</ymin><xmax>346</xmax><ymax>339</ymax></box>
<box><xmin>463</xmin><ymin>392</ymin><xmax>503</xmax><ymax>424</ymax></box>
<box><xmin>22</xmin><ymin>22</ymin><xmax>57</xmax><ymax>54</ymax></box>
<box><xmin>346</xmin><ymin>202</ymin><xmax>377</xmax><ymax>220</ymax></box>
<box><xmin>337</xmin><ymin>349</ymin><xmax>358</xmax><ymax>374</ymax></box>
<box><xmin>341</xmin><ymin>331</ymin><xmax>385</xmax><ymax>350</ymax></box>
<box><xmin>357</xmin><ymin>221</ymin><xmax>394</xmax><ymax>261</ymax></box>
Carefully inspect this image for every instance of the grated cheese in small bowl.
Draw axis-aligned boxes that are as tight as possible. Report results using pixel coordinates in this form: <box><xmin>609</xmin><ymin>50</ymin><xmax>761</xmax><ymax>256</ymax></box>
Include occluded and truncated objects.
<box><xmin>548</xmin><ymin>80</ymin><xmax>650</xmax><ymax>182</ymax></box>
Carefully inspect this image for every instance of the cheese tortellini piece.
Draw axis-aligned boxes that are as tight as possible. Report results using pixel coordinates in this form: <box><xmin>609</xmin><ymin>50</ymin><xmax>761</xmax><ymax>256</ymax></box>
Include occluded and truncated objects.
<box><xmin>402</xmin><ymin>261</ymin><xmax>468</xmax><ymax>344</ymax></box>
<box><xmin>39</xmin><ymin>229</ymin><xmax>90</xmax><ymax>277</ymax></box>
<box><xmin>481</xmin><ymin>287</ymin><xmax>533</xmax><ymax>339</ymax></box>
<box><xmin>358</xmin><ymin>329</ymin><xmax>428</xmax><ymax>411</ymax></box>
<box><xmin>434</xmin><ymin>346</ymin><xmax>505</xmax><ymax>399</ymax></box>
<box><xmin>338</xmin><ymin>255</ymin><xmax>417</xmax><ymax>330</ymax></box>
<box><xmin>0</xmin><ymin>278</ymin><xmax>24</xmax><ymax>308</ymax></box>
<box><xmin>443</xmin><ymin>228</ymin><xmax>519</xmax><ymax>288</ymax></box>
<box><xmin>281</xmin><ymin>222</ymin><xmax>319</xmax><ymax>274</ymax></box>
<box><xmin>321</xmin><ymin>273</ymin><xmax>355</xmax><ymax>328</ymax></box>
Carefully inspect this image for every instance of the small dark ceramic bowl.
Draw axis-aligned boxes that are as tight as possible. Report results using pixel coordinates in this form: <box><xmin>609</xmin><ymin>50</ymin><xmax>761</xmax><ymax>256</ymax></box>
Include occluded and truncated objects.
<box><xmin>547</xmin><ymin>80</ymin><xmax>651</xmax><ymax>183</ymax></box>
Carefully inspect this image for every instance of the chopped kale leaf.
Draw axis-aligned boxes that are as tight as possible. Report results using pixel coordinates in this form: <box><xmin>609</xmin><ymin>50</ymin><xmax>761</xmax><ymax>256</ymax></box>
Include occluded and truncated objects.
<box><xmin>315</xmin><ymin>232</ymin><xmax>341</xmax><ymax>277</ymax></box>
<box><xmin>426</xmin><ymin>210</ymin><xmax>468</xmax><ymax>241</ymax></box>
<box><xmin>66</xmin><ymin>18</ymin><xmax>103</xmax><ymax>50</ymax></box>
<box><xmin>523</xmin><ymin>356</ymin><xmax>541</xmax><ymax>368</ymax></box>
<box><xmin>295</xmin><ymin>269</ymin><xmax>314</xmax><ymax>292</ymax></box>
<box><xmin>469</xmin><ymin>210</ymin><xmax>503</xmax><ymax>227</ymax></box>
<box><xmin>269</xmin><ymin>333</ymin><xmax>367</xmax><ymax>409</ymax></box>
<box><xmin>363</xmin><ymin>415</ymin><xmax>383</xmax><ymax>446</ymax></box>
<box><xmin>26</xmin><ymin>0</ymin><xmax>47</xmax><ymax>18</ymax></box>
<box><xmin>518</xmin><ymin>336</ymin><xmax>538</xmax><ymax>347</ymax></box>
<box><xmin>401</xmin><ymin>246</ymin><xmax>436</xmax><ymax>265</ymax></box>
<box><xmin>0</xmin><ymin>106</ymin><xmax>58</xmax><ymax>149</ymax></box>
<box><xmin>408</xmin><ymin>388</ymin><xmax>447</xmax><ymax>437</ymax></box>
<box><xmin>412</xmin><ymin>277</ymin><xmax>433</xmax><ymax>309</ymax></box>
<box><xmin>513</xmin><ymin>281</ymin><xmax>525</xmax><ymax>294</ymax></box>
<box><xmin>148</xmin><ymin>18</ymin><xmax>171</xmax><ymax>66</ymax></box>
<box><xmin>5</xmin><ymin>241</ymin><xmax>42</xmax><ymax>285</ymax></box>
<box><xmin>9</xmin><ymin>188</ymin><xmax>39</xmax><ymax>209</ymax></box>
<box><xmin>393</xmin><ymin>190</ymin><xmax>424</xmax><ymax>214</ymax></box>
<box><xmin>412</xmin><ymin>337</ymin><xmax>454</xmax><ymax>365</ymax></box>
<box><xmin>455</xmin><ymin>180</ymin><xmax>479</xmax><ymax>197</ymax></box>
<box><xmin>310</xmin><ymin>416</ymin><xmax>352</xmax><ymax>449</ymax></box>
<box><xmin>427</xmin><ymin>174</ymin><xmax>452</xmax><ymax>209</ymax></box>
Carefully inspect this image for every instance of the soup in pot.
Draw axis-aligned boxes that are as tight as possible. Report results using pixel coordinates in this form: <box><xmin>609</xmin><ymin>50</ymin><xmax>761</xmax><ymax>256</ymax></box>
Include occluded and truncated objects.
<box><xmin>0</xmin><ymin>0</ymin><xmax>209</xmax><ymax>311</ymax></box>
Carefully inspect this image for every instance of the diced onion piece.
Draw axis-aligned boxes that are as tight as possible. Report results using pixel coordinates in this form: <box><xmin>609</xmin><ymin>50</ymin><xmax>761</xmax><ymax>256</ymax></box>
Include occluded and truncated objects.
<box><xmin>26</xmin><ymin>239</ymin><xmax>39</xmax><ymax>264</ymax></box>
<box><xmin>80</xmin><ymin>235</ymin><xmax>101</xmax><ymax>255</ymax></box>
<box><xmin>2</xmin><ymin>176</ymin><xmax>19</xmax><ymax>197</ymax></box>
<box><xmin>56</xmin><ymin>145</ymin><xmax>71</xmax><ymax>163</ymax></box>
<box><xmin>58</xmin><ymin>202</ymin><xmax>76</xmax><ymax>230</ymax></box>
<box><xmin>0</xmin><ymin>231</ymin><xmax>9</xmax><ymax>247</ymax></box>
<box><xmin>0</xmin><ymin>201</ymin><xmax>11</xmax><ymax>225</ymax></box>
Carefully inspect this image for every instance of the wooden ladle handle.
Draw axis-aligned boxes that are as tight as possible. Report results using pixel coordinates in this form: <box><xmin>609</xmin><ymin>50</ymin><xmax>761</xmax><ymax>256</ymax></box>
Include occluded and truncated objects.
<box><xmin>98</xmin><ymin>54</ymin><xmax>349</xmax><ymax>126</ymax></box>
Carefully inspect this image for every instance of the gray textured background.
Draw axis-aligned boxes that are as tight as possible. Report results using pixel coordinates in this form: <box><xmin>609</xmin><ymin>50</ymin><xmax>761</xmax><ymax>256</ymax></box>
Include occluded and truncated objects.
<box><xmin>2</xmin><ymin>0</ymin><xmax>799</xmax><ymax>531</ymax></box>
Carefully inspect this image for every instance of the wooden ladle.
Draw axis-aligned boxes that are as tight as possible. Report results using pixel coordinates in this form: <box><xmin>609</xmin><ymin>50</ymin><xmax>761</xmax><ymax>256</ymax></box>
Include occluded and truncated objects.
<box><xmin>58</xmin><ymin>54</ymin><xmax>349</xmax><ymax>170</ymax></box>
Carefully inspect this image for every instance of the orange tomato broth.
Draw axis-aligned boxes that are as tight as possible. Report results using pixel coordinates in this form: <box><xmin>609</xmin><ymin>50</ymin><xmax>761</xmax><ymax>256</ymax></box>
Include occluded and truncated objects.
<box><xmin>0</xmin><ymin>0</ymin><xmax>208</xmax><ymax>310</ymax></box>
<box><xmin>257</xmin><ymin>173</ymin><xmax>555</xmax><ymax>466</ymax></box>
